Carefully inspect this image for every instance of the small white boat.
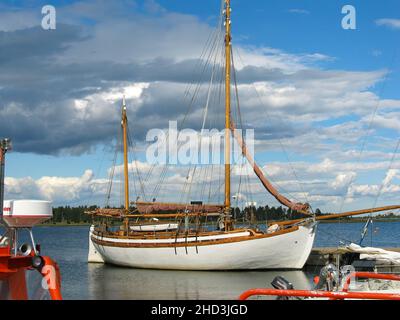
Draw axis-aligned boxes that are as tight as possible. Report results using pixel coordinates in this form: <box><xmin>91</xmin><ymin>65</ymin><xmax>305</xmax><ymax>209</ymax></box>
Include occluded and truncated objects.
<box><xmin>130</xmin><ymin>223</ymin><xmax>179</xmax><ymax>232</ymax></box>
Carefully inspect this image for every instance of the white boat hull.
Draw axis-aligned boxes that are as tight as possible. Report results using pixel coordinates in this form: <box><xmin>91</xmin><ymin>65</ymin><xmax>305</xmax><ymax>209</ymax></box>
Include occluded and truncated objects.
<box><xmin>89</xmin><ymin>222</ymin><xmax>317</xmax><ymax>270</ymax></box>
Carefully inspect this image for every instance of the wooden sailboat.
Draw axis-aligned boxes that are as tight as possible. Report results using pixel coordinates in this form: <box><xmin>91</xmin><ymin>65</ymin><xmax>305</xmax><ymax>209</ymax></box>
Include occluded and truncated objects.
<box><xmin>87</xmin><ymin>0</ymin><xmax>400</xmax><ymax>270</ymax></box>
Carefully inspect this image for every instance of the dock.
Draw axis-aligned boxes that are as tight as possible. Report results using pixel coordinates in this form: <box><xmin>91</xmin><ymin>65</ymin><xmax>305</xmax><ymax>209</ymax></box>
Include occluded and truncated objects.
<box><xmin>305</xmin><ymin>247</ymin><xmax>400</xmax><ymax>273</ymax></box>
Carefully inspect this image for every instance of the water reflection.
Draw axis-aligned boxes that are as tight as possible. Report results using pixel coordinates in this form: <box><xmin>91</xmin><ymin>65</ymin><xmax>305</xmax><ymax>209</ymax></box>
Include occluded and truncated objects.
<box><xmin>88</xmin><ymin>264</ymin><xmax>312</xmax><ymax>300</ymax></box>
<box><xmin>9</xmin><ymin>222</ymin><xmax>398</xmax><ymax>299</ymax></box>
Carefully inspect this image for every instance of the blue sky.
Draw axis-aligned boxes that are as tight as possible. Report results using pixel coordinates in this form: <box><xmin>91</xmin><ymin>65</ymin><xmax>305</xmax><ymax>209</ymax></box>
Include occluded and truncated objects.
<box><xmin>1</xmin><ymin>0</ymin><xmax>400</xmax><ymax>212</ymax></box>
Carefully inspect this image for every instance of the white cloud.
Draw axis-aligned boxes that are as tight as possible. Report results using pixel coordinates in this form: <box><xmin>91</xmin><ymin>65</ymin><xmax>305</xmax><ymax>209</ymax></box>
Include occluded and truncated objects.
<box><xmin>365</xmin><ymin>112</ymin><xmax>400</xmax><ymax>132</ymax></box>
<box><xmin>376</xmin><ymin>18</ymin><xmax>400</xmax><ymax>29</ymax></box>
<box><xmin>73</xmin><ymin>83</ymin><xmax>149</xmax><ymax>121</ymax></box>
<box><xmin>5</xmin><ymin>170</ymin><xmax>109</xmax><ymax>203</ymax></box>
<box><xmin>2</xmin><ymin>0</ymin><xmax>400</xmax><ymax>212</ymax></box>
<box><xmin>330</xmin><ymin>172</ymin><xmax>357</xmax><ymax>191</ymax></box>
<box><xmin>288</xmin><ymin>9</ymin><xmax>310</xmax><ymax>15</ymax></box>
<box><xmin>382</xmin><ymin>169</ymin><xmax>400</xmax><ymax>186</ymax></box>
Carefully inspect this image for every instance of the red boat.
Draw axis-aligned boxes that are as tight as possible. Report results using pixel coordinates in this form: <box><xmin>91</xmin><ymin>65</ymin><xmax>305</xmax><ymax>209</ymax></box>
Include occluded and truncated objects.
<box><xmin>239</xmin><ymin>271</ymin><xmax>400</xmax><ymax>300</ymax></box>
<box><xmin>0</xmin><ymin>138</ymin><xmax>62</xmax><ymax>300</ymax></box>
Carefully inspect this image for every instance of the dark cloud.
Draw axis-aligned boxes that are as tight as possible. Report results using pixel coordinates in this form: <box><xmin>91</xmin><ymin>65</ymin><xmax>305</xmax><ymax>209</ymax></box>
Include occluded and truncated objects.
<box><xmin>0</xmin><ymin>24</ymin><xmax>84</xmax><ymax>63</ymax></box>
<box><xmin>0</xmin><ymin>1</ymin><xmax>393</xmax><ymax>158</ymax></box>
<box><xmin>0</xmin><ymin>21</ymin><xmax>292</xmax><ymax>154</ymax></box>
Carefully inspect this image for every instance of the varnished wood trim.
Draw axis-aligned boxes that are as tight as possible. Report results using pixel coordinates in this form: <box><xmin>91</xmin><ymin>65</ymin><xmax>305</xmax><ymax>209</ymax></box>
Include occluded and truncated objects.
<box><xmin>91</xmin><ymin>226</ymin><xmax>300</xmax><ymax>248</ymax></box>
<box><xmin>92</xmin><ymin>228</ymin><xmax>258</xmax><ymax>240</ymax></box>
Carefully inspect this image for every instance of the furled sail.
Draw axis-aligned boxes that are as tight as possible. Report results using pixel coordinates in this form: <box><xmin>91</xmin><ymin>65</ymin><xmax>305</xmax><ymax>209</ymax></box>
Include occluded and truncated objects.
<box><xmin>135</xmin><ymin>201</ymin><xmax>224</xmax><ymax>214</ymax></box>
<box><xmin>86</xmin><ymin>208</ymin><xmax>125</xmax><ymax>217</ymax></box>
<box><xmin>230</xmin><ymin>122</ymin><xmax>311</xmax><ymax>213</ymax></box>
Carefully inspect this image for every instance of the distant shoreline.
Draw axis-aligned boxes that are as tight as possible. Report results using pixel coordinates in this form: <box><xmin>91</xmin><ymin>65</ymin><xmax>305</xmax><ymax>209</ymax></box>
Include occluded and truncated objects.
<box><xmin>38</xmin><ymin>222</ymin><xmax>91</xmax><ymax>227</ymax></box>
<box><xmin>317</xmin><ymin>218</ymin><xmax>400</xmax><ymax>223</ymax></box>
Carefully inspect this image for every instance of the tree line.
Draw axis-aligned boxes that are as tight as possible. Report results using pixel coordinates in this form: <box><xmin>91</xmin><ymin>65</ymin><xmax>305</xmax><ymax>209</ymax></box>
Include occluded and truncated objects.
<box><xmin>46</xmin><ymin>205</ymin><xmax>398</xmax><ymax>225</ymax></box>
<box><xmin>233</xmin><ymin>205</ymin><xmax>319</xmax><ymax>222</ymax></box>
<box><xmin>47</xmin><ymin>205</ymin><xmax>324</xmax><ymax>224</ymax></box>
<box><xmin>49</xmin><ymin>206</ymin><xmax>97</xmax><ymax>224</ymax></box>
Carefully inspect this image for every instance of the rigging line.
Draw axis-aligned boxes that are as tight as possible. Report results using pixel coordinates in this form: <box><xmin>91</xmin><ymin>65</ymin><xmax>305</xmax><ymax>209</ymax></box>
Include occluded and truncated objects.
<box><xmin>207</xmin><ymin>165</ymin><xmax>241</xmax><ymax>203</ymax></box>
<box><xmin>182</xmin><ymin>76</ymin><xmax>218</xmax><ymax>205</ymax></box>
<box><xmin>182</xmin><ymin>26</ymin><xmax>216</xmax><ymax>100</ymax></box>
<box><xmin>230</xmin><ymin>49</ymin><xmax>239</xmax><ymax>111</ymax></box>
<box><xmin>123</xmin><ymin>120</ymin><xmax>138</xmax><ymax>201</ymax></box>
<box><xmin>127</xmin><ymin>125</ymin><xmax>147</xmax><ymax>200</ymax></box>
<box><xmin>179</xmin><ymin>167</ymin><xmax>191</xmax><ymax>203</ymax></box>
<box><xmin>233</xmin><ymin>47</ymin><xmax>311</xmax><ymax>207</ymax></box>
<box><xmin>337</xmin><ymin>47</ymin><xmax>398</xmax><ymax>213</ymax></box>
<box><xmin>143</xmin><ymin>15</ymin><xmax>224</xmax><ymax>189</ymax></box>
<box><xmin>201</xmin><ymin>33</ymin><xmax>220</xmax><ymax>130</ymax></box>
<box><xmin>179</xmin><ymin>6</ymin><xmax>226</xmax><ymax>205</ymax></box>
<box><xmin>372</xmin><ymin>138</ymin><xmax>400</xmax><ymax>209</ymax></box>
<box><xmin>199</xmin><ymin>31</ymin><xmax>225</xmax><ymax>202</ymax></box>
<box><xmin>202</xmin><ymin>31</ymin><xmax>225</xmax><ymax>204</ymax></box>
<box><xmin>182</xmin><ymin>0</ymin><xmax>225</xmax><ymax>102</ymax></box>
<box><xmin>208</xmin><ymin>64</ymin><xmax>225</xmax><ymax>203</ymax></box>
<box><xmin>196</xmin><ymin>28</ymin><xmax>223</xmax><ymax>202</ymax></box>
<box><xmin>217</xmin><ymin>44</ymin><xmax>225</xmax><ymax>205</ymax></box>
<box><xmin>127</xmin><ymin>141</ymin><xmax>140</xmax><ymax>203</ymax></box>
<box><xmin>231</xmin><ymin>47</ymin><xmax>245</xmax><ymax>143</ymax></box>
<box><xmin>125</xmin><ymin>117</ymin><xmax>147</xmax><ymax>198</ymax></box>
<box><xmin>151</xmin><ymin>24</ymin><xmax>224</xmax><ymax>198</ymax></box>
<box><xmin>177</xmin><ymin>17</ymin><xmax>225</xmax><ymax>203</ymax></box>
<box><xmin>86</xmin><ymin>143</ymin><xmax>107</xmax><ymax>207</ymax></box>
<box><xmin>231</xmin><ymin>47</ymin><xmax>247</xmax><ymax>210</ymax></box>
<box><xmin>185</xmin><ymin>167</ymin><xmax>199</xmax><ymax>207</ymax></box>
<box><xmin>128</xmin><ymin>151</ymin><xmax>139</xmax><ymax>202</ymax></box>
<box><xmin>236</xmin><ymin>158</ymin><xmax>244</xmax><ymax>208</ymax></box>
<box><xmin>105</xmin><ymin>137</ymin><xmax>120</xmax><ymax>208</ymax></box>
<box><xmin>362</xmin><ymin>139</ymin><xmax>400</xmax><ymax>246</ymax></box>
<box><xmin>245</xmin><ymin>159</ymin><xmax>255</xmax><ymax>206</ymax></box>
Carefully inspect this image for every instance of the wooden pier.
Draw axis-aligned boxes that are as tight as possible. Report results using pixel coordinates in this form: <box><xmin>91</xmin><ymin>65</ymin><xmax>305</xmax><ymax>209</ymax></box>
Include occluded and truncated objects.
<box><xmin>305</xmin><ymin>247</ymin><xmax>400</xmax><ymax>273</ymax></box>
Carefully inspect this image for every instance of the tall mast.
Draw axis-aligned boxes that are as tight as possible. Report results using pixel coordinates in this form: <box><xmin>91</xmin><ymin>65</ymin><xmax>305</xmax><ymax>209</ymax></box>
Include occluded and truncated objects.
<box><xmin>224</xmin><ymin>0</ymin><xmax>232</xmax><ymax>228</ymax></box>
<box><xmin>122</xmin><ymin>97</ymin><xmax>130</xmax><ymax>232</ymax></box>
<box><xmin>0</xmin><ymin>139</ymin><xmax>11</xmax><ymax>224</ymax></box>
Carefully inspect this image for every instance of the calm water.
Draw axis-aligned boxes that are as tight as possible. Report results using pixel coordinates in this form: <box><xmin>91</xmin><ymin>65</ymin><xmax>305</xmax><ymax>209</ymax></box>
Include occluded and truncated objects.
<box><xmin>13</xmin><ymin>221</ymin><xmax>400</xmax><ymax>299</ymax></box>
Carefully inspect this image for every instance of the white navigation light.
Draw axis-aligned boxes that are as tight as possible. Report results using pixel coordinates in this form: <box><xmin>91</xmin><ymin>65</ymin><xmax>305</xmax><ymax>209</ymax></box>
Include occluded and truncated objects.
<box><xmin>2</xmin><ymin>200</ymin><xmax>53</xmax><ymax>228</ymax></box>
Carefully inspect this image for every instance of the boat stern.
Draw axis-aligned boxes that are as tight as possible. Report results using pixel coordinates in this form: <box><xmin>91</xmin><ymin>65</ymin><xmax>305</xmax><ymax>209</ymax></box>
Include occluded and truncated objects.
<box><xmin>88</xmin><ymin>225</ymin><xmax>104</xmax><ymax>264</ymax></box>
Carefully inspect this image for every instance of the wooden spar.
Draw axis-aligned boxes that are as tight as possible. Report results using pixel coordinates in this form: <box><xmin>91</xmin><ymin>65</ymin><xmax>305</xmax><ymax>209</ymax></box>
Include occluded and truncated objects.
<box><xmin>122</xmin><ymin>97</ymin><xmax>130</xmax><ymax>233</ymax></box>
<box><xmin>86</xmin><ymin>208</ymin><xmax>222</xmax><ymax>219</ymax></box>
<box><xmin>224</xmin><ymin>0</ymin><xmax>232</xmax><ymax>228</ymax></box>
<box><xmin>230</xmin><ymin>122</ymin><xmax>311</xmax><ymax>214</ymax></box>
<box><xmin>316</xmin><ymin>205</ymin><xmax>400</xmax><ymax>221</ymax></box>
<box><xmin>270</xmin><ymin>204</ymin><xmax>400</xmax><ymax>226</ymax></box>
